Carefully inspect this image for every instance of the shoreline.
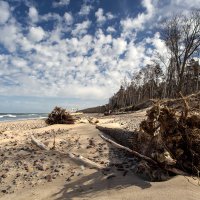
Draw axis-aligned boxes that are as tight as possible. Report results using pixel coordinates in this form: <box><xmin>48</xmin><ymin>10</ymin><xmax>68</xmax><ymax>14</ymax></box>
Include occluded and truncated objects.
<box><xmin>0</xmin><ymin>117</ymin><xmax>47</xmax><ymax>123</ymax></box>
<box><xmin>0</xmin><ymin>113</ymin><xmax>48</xmax><ymax>123</ymax></box>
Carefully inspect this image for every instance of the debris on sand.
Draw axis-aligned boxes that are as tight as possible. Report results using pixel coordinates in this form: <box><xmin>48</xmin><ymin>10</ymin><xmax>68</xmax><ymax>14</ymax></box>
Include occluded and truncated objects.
<box><xmin>139</xmin><ymin>93</ymin><xmax>200</xmax><ymax>177</ymax></box>
<box><xmin>46</xmin><ymin>106</ymin><xmax>75</xmax><ymax>125</ymax></box>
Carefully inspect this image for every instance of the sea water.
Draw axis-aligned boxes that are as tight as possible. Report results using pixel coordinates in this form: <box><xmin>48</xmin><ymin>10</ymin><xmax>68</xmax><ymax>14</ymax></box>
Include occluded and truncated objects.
<box><xmin>0</xmin><ymin>113</ymin><xmax>48</xmax><ymax>122</ymax></box>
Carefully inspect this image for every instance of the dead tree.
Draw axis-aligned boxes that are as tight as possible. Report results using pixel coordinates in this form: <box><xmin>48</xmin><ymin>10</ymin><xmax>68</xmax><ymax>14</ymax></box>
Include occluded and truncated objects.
<box><xmin>161</xmin><ymin>10</ymin><xmax>200</xmax><ymax>93</ymax></box>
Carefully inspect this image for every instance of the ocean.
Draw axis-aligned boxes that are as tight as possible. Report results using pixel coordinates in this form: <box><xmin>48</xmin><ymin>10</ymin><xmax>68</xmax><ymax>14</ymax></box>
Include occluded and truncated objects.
<box><xmin>0</xmin><ymin>113</ymin><xmax>48</xmax><ymax>122</ymax></box>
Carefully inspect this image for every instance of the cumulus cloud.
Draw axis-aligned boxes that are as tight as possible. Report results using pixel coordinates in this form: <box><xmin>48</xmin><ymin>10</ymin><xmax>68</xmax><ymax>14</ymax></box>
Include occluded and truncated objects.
<box><xmin>95</xmin><ymin>8</ymin><xmax>116</xmax><ymax>25</ymax></box>
<box><xmin>79</xmin><ymin>4</ymin><xmax>92</xmax><ymax>16</ymax></box>
<box><xmin>95</xmin><ymin>8</ymin><xmax>106</xmax><ymax>24</ymax></box>
<box><xmin>53</xmin><ymin>0</ymin><xmax>70</xmax><ymax>7</ymax></box>
<box><xmin>121</xmin><ymin>0</ymin><xmax>155</xmax><ymax>32</ymax></box>
<box><xmin>0</xmin><ymin>22</ymin><xmax>20</xmax><ymax>52</ymax></box>
<box><xmin>64</xmin><ymin>12</ymin><xmax>73</xmax><ymax>25</ymax></box>
<box><xmin>71</xmin><ymin>20</ymin><xmax>91</xmax><ymax>36</ymax></box>
<box><xmin>106</xmin><ymin>12</ymin><xmax>115</xmax><ymax>20</ymax></box>
<box><xmin>28</xmin><ymin>6</ymin><xmax>38</xmax><ymax>23</ymax></box>
<box><xmin>0</xmin><ymin>1</ymin><xmax>10</xmax><ymax>24</ymax></box>
<box><xmin>146</xmin><ymin>32</ymin><xmax>169</xmax><ymax>67</ymax></box>
<box><xmin>155</xmin><ymin>0</ymin><xmax>200</xmax><ymax>20</ymax></box>
<box><xmin>112</xmin><ymin>38</ymin><xmax>127</xmax><ymax>55</ymax></box>
<box><xmin>0</xmin><ymin>0</ymin><xmax>199</xmax><ymax>108</ymax></box>
<box><xmin>107</xmin><ymin>26</ymin><xmax>116</xmax><ymax>33</ymax></box>
<box><xmin>40</xmin><ymin>12</ymin><xmax>62</xmax><ymax>22</ymax></box>
<box><xmin>28</xmin><ymin>26</ymin><xmax>45</xmax><ymax>42</ymax></box>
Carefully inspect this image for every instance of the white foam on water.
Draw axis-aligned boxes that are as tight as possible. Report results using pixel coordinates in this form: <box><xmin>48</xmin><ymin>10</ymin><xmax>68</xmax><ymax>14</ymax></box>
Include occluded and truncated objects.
<box><xmin>0</xmin><ymin>114</ymin><xmax>17</xmax><ymax>118</ymax></box>
<box><xmin>6</xmin><ymin>114</ymin><xmax>17</xmax><ymax>118</ymax></box>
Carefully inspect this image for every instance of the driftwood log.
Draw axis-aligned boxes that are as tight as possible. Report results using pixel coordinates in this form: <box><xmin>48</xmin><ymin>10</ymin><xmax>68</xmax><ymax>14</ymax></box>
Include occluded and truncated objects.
<box><xmin>30</xmin><ymin>135</ymin><xmax>103</xmax><ymax>169</ymax></box>
<box><xmin>31</xmin><ymin>135</ymin><xmax>49</xmax><ymax>150</ymax></box>
<box><xmin>99</xmin><ymin>132</ymin><xmax>188</xmax><ymax>176</ymax></box>
<box><xmin>68</xmin><ymin>153</ymin><xmax>104</xmax><ymax>170</ymax></box>
<box><xmin>98</xmin><ymin>132</ymin><xmax>157</xmax><ymax>165</ymax></box>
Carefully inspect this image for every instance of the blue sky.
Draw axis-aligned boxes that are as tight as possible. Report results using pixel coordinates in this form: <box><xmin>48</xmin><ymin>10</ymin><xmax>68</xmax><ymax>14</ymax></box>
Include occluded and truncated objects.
<box><xmin>0</xmin><ymin>0</ymin><xmax>199</xmax><ymax>113</ymax></box>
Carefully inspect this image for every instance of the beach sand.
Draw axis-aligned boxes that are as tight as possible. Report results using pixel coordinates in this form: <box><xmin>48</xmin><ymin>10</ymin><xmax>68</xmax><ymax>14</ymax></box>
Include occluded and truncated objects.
<box><xmin>0</xmin><ymin>114</ymin><xmax>199</xmax><ymax>200</ymax></box>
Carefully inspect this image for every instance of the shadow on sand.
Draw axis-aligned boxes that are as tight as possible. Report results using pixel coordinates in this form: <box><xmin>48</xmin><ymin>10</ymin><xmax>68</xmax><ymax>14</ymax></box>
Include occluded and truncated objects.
<box><xmin>52</xmin><ymin>168</ymin><xmax>151</xmax><ymax>200</ymax></box>
<box><xmin>51</xmin><ymin>126</ymin><xmax>152</xmax><ymax>200</ymax></box>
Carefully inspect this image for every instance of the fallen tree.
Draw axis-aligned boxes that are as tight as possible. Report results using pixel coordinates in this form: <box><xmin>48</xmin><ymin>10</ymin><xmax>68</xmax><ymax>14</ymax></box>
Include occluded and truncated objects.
<box><xmin>97</xmin><ymin>92</ymin><xmax>200</xmax><ymax>180</ymax></box>
<box><xmin>99</xmin><ymin>132</ymin><xmax>188</xmax><ymax>176</ymax></box>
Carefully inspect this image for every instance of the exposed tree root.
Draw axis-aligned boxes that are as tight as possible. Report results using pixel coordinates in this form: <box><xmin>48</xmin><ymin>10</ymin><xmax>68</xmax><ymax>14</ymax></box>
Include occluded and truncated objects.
<box><xmin>46</xmin><ymin>106</ymin><xmax>75</xmax><ymax>125</ymax></box>
<box><xmin>140</xmin><ymin>93</ymin><xmax>200</xmax><ymax>177</ymax></box>
<box><xmin>97</xmin><ymin>92</ymin><xmax>200</xmax><ymax>181</ymax></box>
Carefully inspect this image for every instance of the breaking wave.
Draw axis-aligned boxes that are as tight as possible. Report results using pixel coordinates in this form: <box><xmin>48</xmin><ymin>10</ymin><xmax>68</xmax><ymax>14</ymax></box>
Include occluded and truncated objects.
<box><xmin>0</xmin><ymin>114</ymin><xmax>16</xmax><ymax>118</ymax></box>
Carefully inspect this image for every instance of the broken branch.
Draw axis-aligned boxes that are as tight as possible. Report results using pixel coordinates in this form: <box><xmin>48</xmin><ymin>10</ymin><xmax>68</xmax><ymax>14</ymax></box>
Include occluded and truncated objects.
<box><xmin>68</xmin><ymin>153</ymin><xmax>104</xmax><ymax>170</ymax></box>
<box><xmin>31</xmin><ymin>135</ymin><xmax>49</xmax><ymax>150</ymax></box>
<box><xmin>179</xmin><ymin>92</ymin><xmax>189</xmax><ymax>118</ymax></box>
<box><xmin>98</xmin><ymin>133</ymin><xmax>158</xmax><ymax>165</ymax></box>
<box><xmin>99</xmin><ymin>133</ymin><xmax>188</xmax><ymax>176</ymax></box>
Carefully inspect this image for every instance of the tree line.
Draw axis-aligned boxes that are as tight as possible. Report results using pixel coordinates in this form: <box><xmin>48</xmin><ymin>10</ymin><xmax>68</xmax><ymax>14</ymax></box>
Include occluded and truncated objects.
<box><xmin>108</xmin><ymin>10</ymin><xmax>200</xmax><ymax>111</ymax></box>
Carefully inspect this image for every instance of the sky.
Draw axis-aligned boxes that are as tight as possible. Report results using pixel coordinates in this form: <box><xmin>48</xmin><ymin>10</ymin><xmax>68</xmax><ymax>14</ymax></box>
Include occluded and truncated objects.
<box><xmin>0</xmin><ymin>0</ymin><xmax>199</xmax><ymax>113</ymax></box>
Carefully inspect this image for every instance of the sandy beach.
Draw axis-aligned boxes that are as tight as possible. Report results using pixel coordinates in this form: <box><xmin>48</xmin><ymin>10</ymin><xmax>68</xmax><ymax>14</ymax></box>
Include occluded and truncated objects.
<box><xmin>0</xmin><ymin>113</ymin><xmax>199</xmax><ymax>200</ymax></box>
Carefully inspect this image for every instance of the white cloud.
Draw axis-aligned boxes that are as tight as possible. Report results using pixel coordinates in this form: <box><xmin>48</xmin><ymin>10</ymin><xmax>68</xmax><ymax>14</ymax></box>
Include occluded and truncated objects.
<box><xmin>156</xmin><ymin>0</ymin><xmax>200</xmax><ymax>20</ymax></box>
<box><xmin>121</xmin><ymin>0</ymin><xmax>155</xmax><ymax>32</ymax></box>
<box><xmin>150</xmin><ymin>32</ymin><xmax>167</xmax><ymax>53</ymax></box>
<box><xmin>112</xmin><ymin>38</ymin><xmax>127</xmax><ymax>55</ymax></box>
<box><xmin>106</xmin><ymin>12</ymin><xmax>115</xmax><ymax>20</ymax></box>
<box><xmin>0</xmin><ymin>0</ymin><xmax>199</xmax><ymax>108</ymax></box>
<box><xmin>0</xmin><ymin>26</ymin><xmax>153</xmax><ymax>101</ymax></box>
<box><xmin>11</xmin><ymin>57</ymin><xmax>28</xmax><ymax>70</ymax></box>
<box><xmin>28</xmin><ymin>6</ymin><xmax>38</xmax><ymax>23</ymax></box>
<box><xmin>40</xmin><ymin>12</ymin><xmax>62</xmax><ymax>23</ymax></box>
<box><xmin>64</xmin><ymin>12</ymin><xmax>73</xmax><ymax>25</ymax></box>
<box><xmin>53</xmin><ymin>0</ymin><xmax>70</xmax><ymax>7</ymax></box>
<box><xmin>0</xmin><ymin>23</ymin><xmax>20</xmax><ymax>52</ymax></box>
<box><xmin>95</xmin><ymin>8</ymin><xmax>106</xmax><ymax>24</ymax></box>
<box><xmin>146</xmin><ymin>32</ymin><xmax>169</xmax><ymax>67</ymax></box>
<box><xmin>95</xmin><ymin>8</ymin><xmax>115</xmax><ymax>25</ymax></box>
<box><xmin>19</xmin><ymin>35</ymin><xmax>34</xmax><ymax>51</ymax></box>
<box><xmin>79</xmin><ymin>4</ymin><xmax>92</xmax><ymax>16</ymax></box>
<box><xmin>71</xmin><ymin>20</ymin><xmax>91</xmax><ymax>37</ymax></box>
<box><xmin>107</xmin><ymin>26</ymin><xmax>116</xmax><ymax>33</ymax></box>
<box><xmin>0</xmin><ymin>1</ymin><xmax>10</xmax><ymax>24</ymax></box>
<box><xmin>125</xmin><ymin>43</ymin><xmax>145</xmax><ymax>63</ymax></box>
<box><xmin>28</xmin><ymin>26</ymin><xmax>45</xmax><ymax>42</ymax></box>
